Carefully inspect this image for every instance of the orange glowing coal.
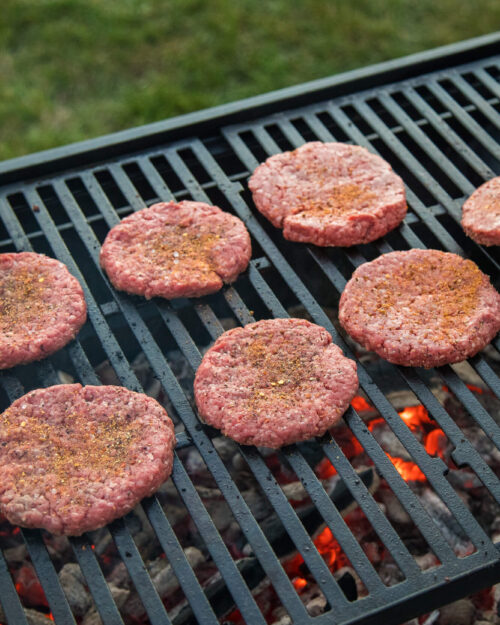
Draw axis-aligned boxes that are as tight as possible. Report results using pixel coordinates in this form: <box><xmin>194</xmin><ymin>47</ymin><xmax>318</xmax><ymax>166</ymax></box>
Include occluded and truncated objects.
<box><xmin>350</xmin><ymin>395</ymin><xmax>373</xmax><ymax>412</ymax></box>
<box><xmin>326</xmin><ymin>396</ymin><xmax>450</xmax><ymax>484</ymax></box>
<box><xmin>286</xmin><ymin>526</ymin><xmax>348</xmax><ymax>595</ymax></box>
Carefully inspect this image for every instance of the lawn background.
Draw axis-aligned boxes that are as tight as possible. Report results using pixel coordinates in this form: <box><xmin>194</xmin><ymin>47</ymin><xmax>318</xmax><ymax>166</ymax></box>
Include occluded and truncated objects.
<box><xmin>1</xmin><ymin>0</ymin><xmax>500</xmax><ymax>161</ymax></box>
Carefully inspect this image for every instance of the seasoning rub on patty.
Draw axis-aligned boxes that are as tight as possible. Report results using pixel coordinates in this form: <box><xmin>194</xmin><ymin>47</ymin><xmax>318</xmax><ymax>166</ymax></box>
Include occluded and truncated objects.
<box><xmin>194</xmin><ymin>318</ymin><xmax>358</xmax><ymax>448</ymax></box>
<box><xmin>100</xmin><ymin>201</ymin><xmax>251</xmax><ymax>299</ymax></box>
<box><xmin>0</xmin><ymin>384</ymin><xmax>176</xmax><ymax>535</ymax></box>
<box><xmin>339</xmin><ymin>249</ymin><xmax>500</xmax><ymax>368</ymax></box>
<box><xmin>248</xmin><ymin>141</ymin><xmax>407</xmax><ymax>247</ymax></box>
<box><xmin>0</xmin><ymin>252</ymin><xmax>87</xmax><ymax>370</ymax></box>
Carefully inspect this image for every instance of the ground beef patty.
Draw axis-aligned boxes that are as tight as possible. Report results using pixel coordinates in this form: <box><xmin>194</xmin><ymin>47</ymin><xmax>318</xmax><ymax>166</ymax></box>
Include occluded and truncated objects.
<box><xmin>0</xmin><ymin>384</ymin><xmax>176</xmax><ymax>535</ymax></box>
<box><xmin>248</xmin><ymin>142</ymin><xmax>407</xmax><ymax>247</ymax></box>
<box><xmin>100</xmin><ymin>201</ymin><xmax>251</xmax><ymax>299</ymax></box>
<box><xmin>339</xmin><ymin>249</ymin><xmax>500</xmax><ymax>368</ymax></box>
<box><xmin>0</xmin><ymin>252</ymin><xmax>87</xmax><ymax>370</ymax></box>
<box><xmin>462</xmin><ymin>177</ymin><xmax>500</xmax><ymax>246</ymax></box>
<box><xmin>194</xmin><ymin>318</ymin><xmax>358</xmax><ymax>448</ymax></box>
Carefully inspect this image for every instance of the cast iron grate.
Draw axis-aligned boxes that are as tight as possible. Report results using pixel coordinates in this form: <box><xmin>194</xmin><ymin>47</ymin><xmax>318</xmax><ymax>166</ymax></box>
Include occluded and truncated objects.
<box><xmin>1</xmin><ymin>35</ymin><xmax>500</xmax><ymax>625</ymax></box>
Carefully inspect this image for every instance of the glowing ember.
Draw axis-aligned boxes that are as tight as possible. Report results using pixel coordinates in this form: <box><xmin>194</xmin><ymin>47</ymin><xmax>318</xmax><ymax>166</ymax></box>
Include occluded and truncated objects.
<box><xmin>443</xmin><ymin>383</ymin><xmax>486</xmax><ymax>394</ymax></box>
<box><xmin>292</xmin><ymin>576</ymin><xmax>307</xmax><ymax>591</ymax></box>
<box><xmin>425</xmin><ymin>428</ymin><xmax>447</xmax><ymax>459</ymax></box>
<box><xmin>351</xmin><ymin>395</ymin><xmax>372</xmax><ymax>412</ymax></box>
<box><xmin>316</xmin><ymin>457</ymin><xmax>337</xmax><ymax>479</ymax></box>
<box><xmin>388</xmin><ymin>455</ymin><xmax>426</xmax><ymax>482</ymax></box>
<box><xmin>14</xmin><ymin>565</ymin><xmax>48</xmax><ymax>608</ymax></box>
<box><xmin>398</xmin><ymin>405</ymin><xmax>432</xmax><ymax>430</ymax></box>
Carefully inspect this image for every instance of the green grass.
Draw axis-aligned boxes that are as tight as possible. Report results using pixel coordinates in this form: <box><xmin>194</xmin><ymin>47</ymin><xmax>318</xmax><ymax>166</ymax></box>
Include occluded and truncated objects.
<box><xmin>1</xmin><ymin>0</ymin><xmax>499</xmax><ymax>161</ymax></box>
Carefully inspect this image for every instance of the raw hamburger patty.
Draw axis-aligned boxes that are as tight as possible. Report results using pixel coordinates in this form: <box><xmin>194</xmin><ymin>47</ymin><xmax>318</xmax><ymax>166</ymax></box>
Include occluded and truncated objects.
<box><xmin>100</xmin><ymin>201</ymin><xmax>251</xmax><ymax>299</ymax></box>
<box><xmin>248</xmin><ymin>141</ymin><xmax>407</xmax><ymax>247</ymax></box>
<box><xmin>194</xmin><ymin>318</ymin><xmax>358</xmax><ymax>448</ymax></box>
<box><xmin>0</xmin><ymin>384</ymin><xmax>176</xmax><ymax>535</ymax></box>
<box><xmin>339</xmin><ymin>249</ymin><xmax>500</xmax><ymax>368</ymax></box>
<box><xmin>0</xmin><ymin>252</ymin><xmax>87</xmax><ymax>370</ymax></box>
<box><xmin>462</xmin><ymin>177</ymin><xmax>500</xmax><ymax>246</ymax></box>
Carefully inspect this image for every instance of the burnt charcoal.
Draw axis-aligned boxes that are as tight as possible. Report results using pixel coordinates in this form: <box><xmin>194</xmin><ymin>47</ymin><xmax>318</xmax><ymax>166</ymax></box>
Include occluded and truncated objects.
<box><xmin>378</xmin><ymin>487</ymin><xmax>412</xmax><ymax>524</ymax></box>
<box><xmin>0</xmin><ymin>605</ymin><xmax>53</xmax><ymax>625</ymax></box>
<box><xmin>269</xmin><ymin>614</ymin><xmax>292</xmax><ymax>625</ymax></box>
<box><xmin>377</xmin><ymin>559</ymin><xmax>406</xmax><ymax>586</ymax></box>
<box><xmin>82</xmin><ymin>610</ymin><xmax>104</xmax><ymax>625</ymax></box>
<box><xmin>306</xmin><ymin>593</ymin><xmax>328</xmax><ymax>616</ymax></box>
<box><xmin>244</xmin><ymin>468</ymin><xmax>376</xmax><ymax>558</ymax></box>
<box><xmin>3</xmin><ymin>543</ymin><xmax>28</xmax><ymax>564</ymax></box>
<box><xmin>437</xmin><ymin>598</ymin><xmax>475</xmax><ymax>625</ymax></box>
<box><xmin>58</xmin><ymin>563</ymin><xmax>92</xmax><ymax>618</ymax></box>
<box><xmin>415</xmin><ymin>553</ymin><xmax>439</xmax><ymax>571</ymax></box>
<box><xmin>420</xmin><ymin>490</ymin><xmax>472</xmax><ymax>556</ymax></box>
<box><xmin>152</xmin><ymin>547</ymin><xmax>204</xmax><ymax>597</ymax></box>
<box><xmin>369</xmin><ymin>420</ymin><xmax>415</xmax><ymax>460</ymax></box>
<box><xmin>123</xmin><ymin>547</ymin><xmax>204</xmax><ymax>621</ymax></box>
<box><xmin>108</xmin><ymin>561</ymin><xmax>131</xmax><ymax>589</ymax></box>
<box><xmin>212</xmin><ymin>436</ymin><xmax>240</xmax><ymax>462</ymax></box>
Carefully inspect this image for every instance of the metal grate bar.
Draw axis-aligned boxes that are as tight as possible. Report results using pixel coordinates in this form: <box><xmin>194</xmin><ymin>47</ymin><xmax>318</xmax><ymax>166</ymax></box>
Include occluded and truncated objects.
<box><xmin>450</xmin><ymin>72</ymin><xmax>500</xmax><ymax>128</ymax></box>
<box><xmin>439</xmin><ymin>367</ymin><xmax>500</xmax><ymax>449</ymax></box>
<box><xmin>149</xmin><ymin>458</ymin><xmax>267</xmax><ymax>625</ymax></box>
<box><xmin>0</xmin><ymin>549</ymin><xmax>29</xmax><ymax>625</ymax></box>
<box><xmin>404</xmin><ymin>85</ymin><xmax>496</xmax><ymax>179</ymax></box>
<box><xmin>22</xmin><ymin>529</ymin><xmax>76</xmax><ymax>625</ymax></box>
<box><xmin>377</xmin><ymin>92</ymin><xmax>475</xmax><ymax>193</ymax></box>
<box><xmin>110</xmin><ymin>518</ymin><xmax>172</xmax><ymax>625</ymax></box>
<box><xmin>474</xmin><ymin>67</ymin><xmax>500</xmax><ymax>99</ymax></box>
<box><xmin>141</xmin><ymin>464</ymin><xmax>221</xmax><ymax>625</ymax></box>
<box><xmin>239</xmin><ymin>448</ymin><xmax>351</xmax><ymax>609</ymax></box>
<box><xmin>282</xmin><ymin>448</ymin><xmax>394</xmax><ymax>588</ymax></box>
<box><xmin>50</xmin><ymin>176</ymin><xmax>310</xmax><ymax>621</ymax></box>
<box><xmin>70</xmin><ymin>536</ymin><xmax>125</xmax><ymax>625</ymax></box>
<box><xmin>426</xmin><ymin>80</ymin><xmax>500</xmax><ymax>159</ymax></box>
<box><xmin>135</xmin><ymin>156</ymin><xmax>176</xmax><ymax>202</ymax></box>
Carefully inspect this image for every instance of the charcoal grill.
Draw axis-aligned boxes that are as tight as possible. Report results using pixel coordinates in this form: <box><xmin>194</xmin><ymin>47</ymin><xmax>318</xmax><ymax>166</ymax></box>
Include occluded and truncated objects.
<box><xmin>2</xmin><ymin>32</ymin><xmax>500</xmax><ymax>625</ymax></box>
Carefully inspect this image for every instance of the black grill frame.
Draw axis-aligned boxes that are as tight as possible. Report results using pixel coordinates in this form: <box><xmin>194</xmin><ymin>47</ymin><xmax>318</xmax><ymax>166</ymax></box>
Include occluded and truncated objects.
<box><xmin>1</xmin><ymin>32</ymin><xmax>500</xmax><ymax>625</ymax></box>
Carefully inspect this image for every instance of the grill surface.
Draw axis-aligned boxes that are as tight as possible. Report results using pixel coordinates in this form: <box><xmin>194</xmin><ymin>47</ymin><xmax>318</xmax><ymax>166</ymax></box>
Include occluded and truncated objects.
<box><xmin>2</xmin><ymin>33</ymin><xmax>500</xmax><ymax>625</ymax></box>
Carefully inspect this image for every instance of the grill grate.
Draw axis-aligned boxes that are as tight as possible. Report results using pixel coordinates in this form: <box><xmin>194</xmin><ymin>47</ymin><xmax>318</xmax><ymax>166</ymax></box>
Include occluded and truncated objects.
<box><xmin>2</xmin><ymin>35</ymin><xmax>500</xmax><ymax>625</ymax></box>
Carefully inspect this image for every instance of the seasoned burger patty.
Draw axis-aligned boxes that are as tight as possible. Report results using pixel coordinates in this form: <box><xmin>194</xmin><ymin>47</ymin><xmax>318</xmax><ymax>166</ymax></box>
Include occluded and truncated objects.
<box><xmin>0</xmin><ymin>253</ymin><xmax>87</xmax><ymax>370</ymax></box>
<box><xmin>339</xmin><ymin>249</ymin><xmax>500</xmax><ymax>368</ymax></box>
<box><xmin>462</xmin><ymin>177</ymin><xmax>500</xmax><ymax>246</ymax></box>
<box><xmin>248</xmin><ymin>142</ymin><xmax>407</xmax><ymax>247</ymax></box>
<box><xmin>100</xmin><ymin>201</ymin><xmax>251</xmax><ymax>299</ymax></box>
<box><xmin>194</xmin><ymin>318</ymin><xmax>358</xmax><ymax>448</ymax></box>
<box><xmin>0</xmin><ymin>384</ymin><xmax>176</xmax><ymax>535</ymax></box>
